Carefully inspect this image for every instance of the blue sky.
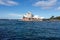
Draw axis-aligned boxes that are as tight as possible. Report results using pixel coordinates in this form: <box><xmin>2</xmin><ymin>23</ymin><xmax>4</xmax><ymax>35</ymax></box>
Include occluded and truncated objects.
<box><xmin>0</xmin><ymin>0</ymin><xmax>60</xmax><ymax>19</ymax></box>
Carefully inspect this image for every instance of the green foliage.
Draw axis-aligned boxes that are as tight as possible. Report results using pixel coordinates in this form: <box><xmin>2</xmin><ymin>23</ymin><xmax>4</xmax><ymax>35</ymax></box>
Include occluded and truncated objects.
<box><xmin>49</xmin><ymin>16</ymin><xmax>60</xmax><ymax>20</ymax></box>
<box><xmin>50</xmin><ymin>16</ymin><xmax>54</xmax><ymax>19</ymax></box>
<box><xmin>54</xmin><ymin>16</ymin><xmax>60</xmax><ymax>20</ymax></box>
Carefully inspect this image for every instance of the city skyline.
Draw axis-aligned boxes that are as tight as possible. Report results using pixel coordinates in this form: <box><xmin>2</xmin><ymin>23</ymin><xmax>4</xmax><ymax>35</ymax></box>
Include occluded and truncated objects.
<box><xmin>0</xmin><ymin>0</ymin><xmax>60</xmax><ymax>19</ymax></box>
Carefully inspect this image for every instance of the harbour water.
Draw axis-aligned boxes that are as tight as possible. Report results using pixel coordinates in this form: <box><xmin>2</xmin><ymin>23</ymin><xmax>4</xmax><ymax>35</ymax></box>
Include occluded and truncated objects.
<box><xmin>0</xmin><ymin>19</ymin><xmax>60</xmax><ymax>40</ymax></box>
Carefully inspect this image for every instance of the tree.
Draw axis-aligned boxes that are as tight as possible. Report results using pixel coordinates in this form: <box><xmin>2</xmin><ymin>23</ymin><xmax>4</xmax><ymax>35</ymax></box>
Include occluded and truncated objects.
<box><xmin>50</xmin><ymin>16</ymin><xmax>54</xmax><ymax>19</ymax></box>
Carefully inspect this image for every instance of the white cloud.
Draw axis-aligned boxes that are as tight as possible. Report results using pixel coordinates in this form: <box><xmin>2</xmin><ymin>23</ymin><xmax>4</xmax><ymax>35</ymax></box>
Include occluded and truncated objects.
<box><xmin>33</xmin><ymin>15</ymin><xmax>44</xmax><ymax>19</ymax></box>
<box><xmin>33</xmin><ymin>15</ymin><xmax>39</xmax><ymax>18</ymax></box>
<box><xmin>57</xmin><ymin>7</ymin><xmax>60</xmax><ymax>10</ymax></box>
<box><xmin>8</xmin><ymin>14</ymin><xmax>22</xmax><ymax>17</ymax></box>
<box><xmin>7</xmin><ymin>13</ymin><xmax>23</xmax><ymax>19</ymax></box>
<box><xmin>33</xmin><ymin>0</ymin><xmax>57</xmax><ymax>9</ymax></box>
<box><xmin>0</xmin><ymin>0</ymin><xmax>18</xmax><ymax>6</ymax></box>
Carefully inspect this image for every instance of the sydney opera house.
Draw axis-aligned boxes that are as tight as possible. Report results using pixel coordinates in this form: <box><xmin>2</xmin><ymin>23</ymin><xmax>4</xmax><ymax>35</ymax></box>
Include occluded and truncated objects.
<box><xmin>22</xmin><ymin>11</ymin><xmax>43</xmax><ymax>21</ymax></box>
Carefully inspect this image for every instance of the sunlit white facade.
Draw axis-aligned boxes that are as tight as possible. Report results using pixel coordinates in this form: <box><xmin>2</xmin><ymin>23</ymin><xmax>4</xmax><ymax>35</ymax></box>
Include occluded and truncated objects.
<box><xmin>22</xmin><ymin>11</ymin><xmax>43</xmax><ymax>21</ymax></box>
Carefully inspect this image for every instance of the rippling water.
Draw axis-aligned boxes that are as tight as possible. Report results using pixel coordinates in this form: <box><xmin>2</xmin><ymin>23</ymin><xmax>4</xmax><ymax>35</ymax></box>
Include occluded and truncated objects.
<box><xmin>0</xmin><ymin>19</ymin><xmax>60</xmax><ymax>40</ymax></box>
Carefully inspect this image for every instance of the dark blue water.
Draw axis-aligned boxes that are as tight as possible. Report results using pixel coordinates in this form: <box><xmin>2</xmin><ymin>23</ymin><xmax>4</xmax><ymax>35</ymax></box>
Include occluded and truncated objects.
<box><xmin>0</xmin><ymin>20</ymin><xmax>60</xmax><ymax>40</ymax></box>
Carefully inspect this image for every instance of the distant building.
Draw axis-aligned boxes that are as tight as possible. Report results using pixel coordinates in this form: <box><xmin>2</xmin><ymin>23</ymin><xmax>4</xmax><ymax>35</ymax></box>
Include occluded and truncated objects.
<box><xmin>22</xmin><ymin>11</ymin><xmax>43</xmax><ymax>21</ymax></box>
